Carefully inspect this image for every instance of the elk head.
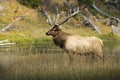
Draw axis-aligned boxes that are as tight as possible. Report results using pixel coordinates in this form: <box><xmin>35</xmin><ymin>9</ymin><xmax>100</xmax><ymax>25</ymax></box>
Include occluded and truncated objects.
<box><xmin>46</xmin><ymin>25</ymin><xmax>62</xmax><ymax>37</ymax></box>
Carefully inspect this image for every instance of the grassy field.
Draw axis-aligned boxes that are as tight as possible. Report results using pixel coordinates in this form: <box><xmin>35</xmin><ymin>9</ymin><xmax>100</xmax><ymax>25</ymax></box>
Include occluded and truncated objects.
<box><xmin>0</xmin><ymin>53</ymin><xmax>120</xmax><ymax>80</ymax></box>
<box><xmin>0</xmin><ymin>44</ymin><xmax>120</xmax><ymax>80</ymax></box>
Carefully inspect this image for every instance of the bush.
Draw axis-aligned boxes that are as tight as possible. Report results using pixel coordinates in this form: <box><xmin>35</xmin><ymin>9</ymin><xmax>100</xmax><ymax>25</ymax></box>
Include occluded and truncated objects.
<box><xmin>18</xmin><ymin>0</ymin><xmax>42</xmax><ymax>8</ymax></box>
<box><xmin>77</xmin><ymin>0</ymin><xmax>95</xmax><ymax>6</ymax></box>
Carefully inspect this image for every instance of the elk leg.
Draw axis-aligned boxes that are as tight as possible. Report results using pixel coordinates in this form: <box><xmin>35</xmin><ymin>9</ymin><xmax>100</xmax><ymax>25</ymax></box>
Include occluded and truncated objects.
<box><xmin>91</xmin><ymin>53</ymin><xmax>98</xmax><ymax>62</ymax></box>
<box><xmin>68</xmin><ymin>53</ymin><xmax>73</xmax><ymax>62</ymax></box>
<box><xmin>92</xmin><ymin>54</ymin><xmax>95</xmax><ymax>59</ymax></box>
<box><xmin>67</xmin><ymin>51</ymin><xmax>74</xmax><ymax>62</ymax></box>
<box><xmin>96</xmin><ymin>53</ymin><xmax>104</xmax><ymax>61</ymax></box>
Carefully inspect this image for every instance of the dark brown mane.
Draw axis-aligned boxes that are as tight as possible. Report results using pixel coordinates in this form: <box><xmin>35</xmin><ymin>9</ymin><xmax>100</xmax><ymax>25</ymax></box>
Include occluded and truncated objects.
<box><xmin>53</xmin><ymin>30</ymin><xmax>71</xmax><ymax>48</ymax></box>
<box><xmin>46</xmin><ymin>26</ymin><xmax>71</xmax><ymax>48</ymax></box>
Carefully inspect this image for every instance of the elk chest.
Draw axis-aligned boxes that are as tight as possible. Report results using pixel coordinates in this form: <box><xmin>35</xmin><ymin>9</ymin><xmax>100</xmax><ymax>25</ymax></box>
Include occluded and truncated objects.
<box><xmin>53</xmin><ymin>32</ymin><xmax>70</xmax><ymax>49</ymax></box>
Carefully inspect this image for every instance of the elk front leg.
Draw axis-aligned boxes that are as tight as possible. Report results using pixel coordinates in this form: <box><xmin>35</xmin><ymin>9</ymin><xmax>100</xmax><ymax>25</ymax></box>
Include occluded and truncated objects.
<box><xmin>67</xmin><ymin>51</ymin><xmax>74</xmax><ymax>62</ymax></box>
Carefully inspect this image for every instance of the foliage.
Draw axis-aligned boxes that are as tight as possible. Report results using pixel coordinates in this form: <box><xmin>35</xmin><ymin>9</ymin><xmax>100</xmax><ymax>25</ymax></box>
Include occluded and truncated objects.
<box><xmin>99</xmin><ymin>32</ymin><xmax>120</xmax><ymax>43</ymax></box>
<box><xmin>89</xmin><ymin>8</ymin><xmax>98</xmax><ymax>15</ymax></box>
<box><xmin>18</xmin><ymin>0</ymin><xmax>42</xmax><ymax>8</ymax></box>
<box><xmin>77</xmin><ymin>0</ymin><xmax>95</xmax><ymax>6</ymax></box>
<box><xmin>12</xmin><ymin>37</ymin><xmax>34</xmax><ymax>44</ymax></box>
<box><xmin>34</xmin><ymin>38</ymin><xmax>52</xmax><ymax>45</ymax></box>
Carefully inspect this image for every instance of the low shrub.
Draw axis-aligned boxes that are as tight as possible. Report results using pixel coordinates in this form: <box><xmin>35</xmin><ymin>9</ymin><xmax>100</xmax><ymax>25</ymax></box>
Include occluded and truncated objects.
<box><xmin>18</xmin><ymin>0</ymin><xmax>42</xmax><ymax>8</ymax></box>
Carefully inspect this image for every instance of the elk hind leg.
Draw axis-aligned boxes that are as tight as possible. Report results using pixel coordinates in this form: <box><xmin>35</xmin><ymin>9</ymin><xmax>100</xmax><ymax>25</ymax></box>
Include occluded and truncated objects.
<box><xmin>96</xmin><ymin>53</ymin><xmax>104</xmax><ymax>62</ymax></box>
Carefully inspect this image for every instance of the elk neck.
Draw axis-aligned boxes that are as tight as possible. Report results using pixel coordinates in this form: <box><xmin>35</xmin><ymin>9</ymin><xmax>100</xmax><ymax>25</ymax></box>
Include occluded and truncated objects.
<box><xmin>53</xmin><ymin>30</ymin><xmax>71</xmax><ymax>49</ymax></box>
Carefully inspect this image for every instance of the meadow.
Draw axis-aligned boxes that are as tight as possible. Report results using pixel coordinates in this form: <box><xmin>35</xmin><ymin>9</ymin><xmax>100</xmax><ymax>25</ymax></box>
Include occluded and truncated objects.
<box><xmin>0</xmin><ymin>43</ymin><xmax>120</xmax><ymax>80</ymax></box>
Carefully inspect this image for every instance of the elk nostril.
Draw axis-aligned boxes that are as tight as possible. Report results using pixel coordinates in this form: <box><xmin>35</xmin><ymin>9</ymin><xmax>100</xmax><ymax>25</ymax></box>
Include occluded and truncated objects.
<box><xmin>46</xmin><ymin>32</ymin><xmax>48</xmax><ymax>35</ymax></box>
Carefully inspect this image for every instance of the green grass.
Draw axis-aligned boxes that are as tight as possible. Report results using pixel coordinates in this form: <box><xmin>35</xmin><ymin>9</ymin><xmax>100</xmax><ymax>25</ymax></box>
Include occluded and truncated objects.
<box><xmin>99</xmin><ymin>32</ymin><xmax>120</xmax><ymax>43</ymax></box>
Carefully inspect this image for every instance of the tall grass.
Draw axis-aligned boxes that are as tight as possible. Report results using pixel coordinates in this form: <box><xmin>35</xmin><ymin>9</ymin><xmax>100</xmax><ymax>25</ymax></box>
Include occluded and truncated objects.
<box><xmin>0</xmin><ymin>44</ymin><xmax>120</xmax><ymax>80</ymax></box>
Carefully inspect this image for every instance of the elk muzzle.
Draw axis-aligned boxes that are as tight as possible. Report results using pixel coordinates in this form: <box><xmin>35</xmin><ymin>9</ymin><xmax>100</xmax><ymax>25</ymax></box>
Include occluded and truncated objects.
<box><xmin>46</xmin><ymin>31</ymin><xmax>49</xmax><ymax>35</ymax></box>
<box><xmin>46</xmin><ymin>30</ymin><xmax>53</xmax><ymax>36</ymax></box>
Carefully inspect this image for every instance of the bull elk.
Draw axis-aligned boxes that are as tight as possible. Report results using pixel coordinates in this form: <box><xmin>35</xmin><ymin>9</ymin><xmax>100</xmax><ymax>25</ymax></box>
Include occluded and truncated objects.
<box><xmin>40</xmin><ymin>7</ymin><xmax>104</xmax><ymax>61</ymax></box>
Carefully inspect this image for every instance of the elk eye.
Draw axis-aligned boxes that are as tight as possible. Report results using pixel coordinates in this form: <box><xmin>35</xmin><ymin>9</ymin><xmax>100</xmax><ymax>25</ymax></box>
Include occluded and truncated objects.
<box><xmin>53</xmin><ymin>28</ymin><xmax>57</xmax><ymax>31</ymax></box>
<box><xmin>54</xmin><ymin>29</ymin><xmax>57</xmax><ymax>31</ymax></box>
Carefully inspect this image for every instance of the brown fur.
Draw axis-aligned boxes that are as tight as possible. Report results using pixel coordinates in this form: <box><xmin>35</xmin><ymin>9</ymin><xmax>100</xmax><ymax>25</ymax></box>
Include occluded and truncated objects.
<box><xmin>46</xmin><ymin>26</ymin><xmax>71</xmax><ymax>48</ymax></box>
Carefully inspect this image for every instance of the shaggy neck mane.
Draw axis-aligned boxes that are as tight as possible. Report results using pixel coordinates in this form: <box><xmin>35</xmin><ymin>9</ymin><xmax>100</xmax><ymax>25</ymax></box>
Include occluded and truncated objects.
<box><xmin>53</xmin><ymin>31</ymin><xmax>71</xmax><ymax>49</ymax></box>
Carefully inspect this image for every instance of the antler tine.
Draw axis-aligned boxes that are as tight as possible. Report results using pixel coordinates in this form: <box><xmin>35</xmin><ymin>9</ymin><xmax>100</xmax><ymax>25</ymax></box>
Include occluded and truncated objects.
<box><xmin>46</xmin><ymin>12</ymin><xmax>56</xmax><ymax>27</ymax></box>
<box><xmin>55</xmin><ymin>8</ymin><xmax>66</xmax><ymax>25</ymax></box>
<box><xmin>57</xmin><ymin>6</ymin><xmax>81</xmax><ymax>26</ymax></box>
<box><xmin>55</xmin><ymin>7</ymin><xmax>60</xmax><ymax>24</ymax></box>
<box><xmin>40</xmin><ymin>8</ymin><xmax>55</xmax><ymax>27</ymax></box>
<box><xmin>45</xmin><ymin>11</ymin><xmax>56</xmax><ymax>27</ymax></box>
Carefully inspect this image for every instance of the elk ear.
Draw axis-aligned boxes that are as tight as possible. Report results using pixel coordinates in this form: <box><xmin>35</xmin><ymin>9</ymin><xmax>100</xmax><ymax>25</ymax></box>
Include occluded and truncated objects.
<box><xmin>56</xmin><ymin>27</ymin><xmax>62</xmax><ymax>31</ymax></box>
<box><xmin>54</xmin><ymin>25</ymin><xmax>59</xmax><ymax>28</ymax></box>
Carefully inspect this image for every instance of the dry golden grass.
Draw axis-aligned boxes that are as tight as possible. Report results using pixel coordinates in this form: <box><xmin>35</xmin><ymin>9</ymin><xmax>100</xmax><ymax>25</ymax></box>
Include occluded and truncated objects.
<box><xmin>0</xmin><ymin>52</ymin><xmax>120</xmax><ymax>80</ymax></box>
<box><xmin>0</xmin><ymin>44</ymin><xmax>120</xmax><ymax>80</ymax></box>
